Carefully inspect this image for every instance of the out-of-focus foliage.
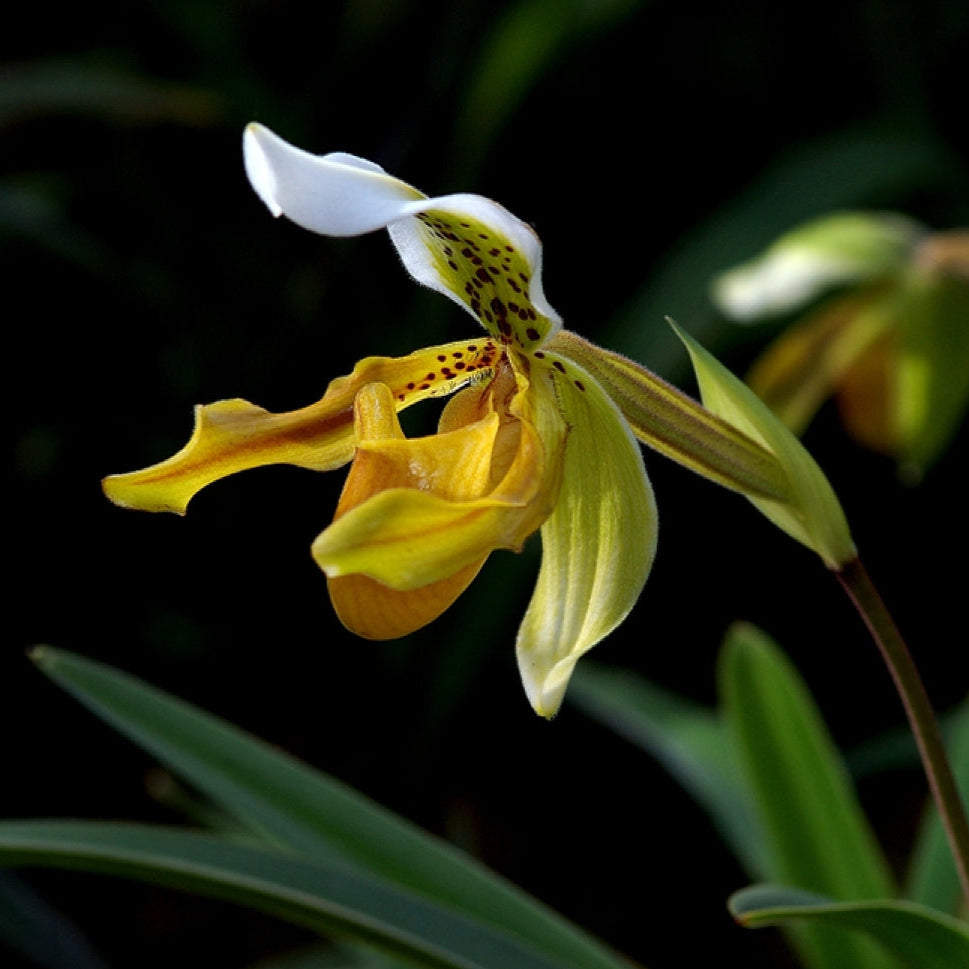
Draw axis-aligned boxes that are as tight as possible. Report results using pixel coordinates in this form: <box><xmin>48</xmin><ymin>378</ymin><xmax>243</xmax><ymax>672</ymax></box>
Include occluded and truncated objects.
<box><xmin>572</xmin><ymin>624</ymin><xmax>969</xmax><ymax>967</ymax></box>
<box><xmin>0</xmin><ymin>647</ymin><xmax>631</xmax><ymax>969</ymax></box>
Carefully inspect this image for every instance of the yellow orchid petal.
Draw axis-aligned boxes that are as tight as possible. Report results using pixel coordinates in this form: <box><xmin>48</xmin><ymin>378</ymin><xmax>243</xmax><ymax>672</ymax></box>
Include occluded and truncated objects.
<box><xmin>516</xmin><ymin>353</ymin><xmax>657</xmax><ymax>719</ymax></box>
<box><xmin>328</xmin><ymin>564</ymin><xmax>487</xmax><ymax>640</ymax></box>
<box><xmin>313</xmin><ymin>359</ymin><xmax>565</xmax><ymax>593</ymax></box>
<box><xmin>243</xmin><ymin>124</ymin><xmax>561</xmax><ymax>352</ymax></box>
<box><xmin>332</xmin><ymin>380</ymin><xmax>505</xmax><ymax>523</ymax></box>
<box><xmin>325</xmin><ymin>379</ymin><xmax>511</xmax><ymax>639</ymax></box>
<box><xmin>672</xmin><ymin>321</ymin><xmax>856</xmax><ymax>570</ymax></box>
<box><xmin>320</xmin><ymin>488</ymin><xmax>503</xmax><ymax>618</ymax></box>
<box><xmin>102</xmin><ymin>339</ymin><xmax>498</xmax><ymax>515</ymax></box>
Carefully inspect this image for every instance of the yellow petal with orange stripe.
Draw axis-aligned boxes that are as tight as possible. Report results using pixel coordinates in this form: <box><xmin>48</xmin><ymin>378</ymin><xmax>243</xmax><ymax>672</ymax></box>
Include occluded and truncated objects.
<box><xmin>102</xmin><ymin>339</ymin><xmax>499</xmax><ymax>515</ymax></box>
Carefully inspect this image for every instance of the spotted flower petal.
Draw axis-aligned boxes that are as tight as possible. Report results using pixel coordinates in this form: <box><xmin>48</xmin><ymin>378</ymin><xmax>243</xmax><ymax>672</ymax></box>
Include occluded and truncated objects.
<box><xmin>103</xmin><ymin>339</ymin><xmax>500</xmax><ymax>515</ymax></box>
<box><xmin>516</xmin><ymin>353</ymin><xmax>658</xmax><ymax>718</ymax></box>
<box><xmin>244</xmin><ymin>123</ymin><xmax>561</xmax><ymax>351</ymax></box>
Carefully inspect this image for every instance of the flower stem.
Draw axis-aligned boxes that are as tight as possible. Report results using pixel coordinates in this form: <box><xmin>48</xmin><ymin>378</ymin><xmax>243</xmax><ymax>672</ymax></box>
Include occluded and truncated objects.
<box><xmin>836</xmin><ymin>556</ymin><xmax>969</xmax><ymax>903</ymax></box>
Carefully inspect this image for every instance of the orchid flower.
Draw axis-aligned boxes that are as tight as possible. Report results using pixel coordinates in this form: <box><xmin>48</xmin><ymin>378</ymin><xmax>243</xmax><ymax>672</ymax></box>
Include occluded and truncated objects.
<box><xmin>713</xmin><ymin>212</ymin><xmax>969</xmax><ymax>479</ymax></box>
<box><xmin>104</xmin><ymin>124</ymin><xmax>853</xmax><ymax>716</ymax></box>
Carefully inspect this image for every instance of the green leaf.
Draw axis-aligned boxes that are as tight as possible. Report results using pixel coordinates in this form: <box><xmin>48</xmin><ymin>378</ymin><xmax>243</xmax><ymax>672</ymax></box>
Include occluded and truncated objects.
<box><xmin>906</xmin><ymin>694</ymin><xmax>969</xmax><ymax>914</ymax></box>
<box><xmin>241</xmin><ymin>940</ymin><xmax>404</xmax><ymax>969</ymax></box>
<box><xmin>0</xmin><ymin>821</ymin><xmax>569</xmax><ymax>969</ymax></box>
<box><xmin>29</xmin><ymin>647</ymin><xmax>630</xmax><ymax>969</ymax></box>
<box><xmin>730</xmin><ymin>885</ymin><xmax>969</xmax><ymax>969</ymax></box>
<box><xmin>568</xmin><ymin>662</ymin><xmax>768</xmax><ymax>877</ymax></box>
<box><xmin>672</xmin><ymin>320</ymin><xmax>856</xmax><ymax>570</ymax></box>
<box><xmin>720</xmin><ymin>623</ymin><xmax>899</xmax><ymax>969</ymax></box>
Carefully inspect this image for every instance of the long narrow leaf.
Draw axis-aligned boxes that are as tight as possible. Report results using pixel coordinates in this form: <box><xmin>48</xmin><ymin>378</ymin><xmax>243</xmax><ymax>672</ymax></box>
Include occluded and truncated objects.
<box><xmin>0</xmin><ymin>821</ymin><xmax>574</xmax><ymax>969</ymax></box>
<box><xmin>730</xmin><ymin>885</ymin><xmax>969</xmax><ymax>969</ymax></box>
<box><xmin>720</xmin><ymin>623</ymin><xmax>899</xmax><ymax>969</ymax></box>
<box><xmin>29</xmin><ymin>647</ymin><xmax>631</xmax><ymax>969</ymax></box>
<box><xmin>568</xmin><ymin>663</ymin><xmax>767</xmax><ymax>876</ymax></box>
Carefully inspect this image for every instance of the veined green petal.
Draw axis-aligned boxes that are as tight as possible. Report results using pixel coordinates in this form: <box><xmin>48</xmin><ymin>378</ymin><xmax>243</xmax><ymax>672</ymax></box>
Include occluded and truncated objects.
<box><xmin>548</xmin><ymin>330</ymin><xmax>789</xmax><ymax>503</ymax></box>
<box><xmin>103</xmin><ymin>339</ymin><xmax>499</xmax><ymax>515</ymax></box>
<box><xmin>672</xmin><ymin>322</ymin><xmax>856</xmax><ymax>570</ymax></box>
<box><xmin>516</xmin><ymin>354</ymin><xmax>657</xmax><ymax>719</ymax></box>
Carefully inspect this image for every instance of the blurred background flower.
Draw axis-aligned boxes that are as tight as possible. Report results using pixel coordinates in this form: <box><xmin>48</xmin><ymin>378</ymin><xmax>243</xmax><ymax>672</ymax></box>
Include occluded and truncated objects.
<box><xmin>712</xmin><ymin>211</ymin><xmax>969</xmax><ymax>481</ymax></box>
<box><xmin>4</xmin><ymin>1</ymin><xmax>969</xmax><ymax>967</ymax></box>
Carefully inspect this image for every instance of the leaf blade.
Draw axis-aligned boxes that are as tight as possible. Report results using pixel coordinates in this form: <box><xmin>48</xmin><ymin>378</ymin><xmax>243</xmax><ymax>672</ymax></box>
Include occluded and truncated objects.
<box><xmin>29</xmin><ymin>647</ymin><xmax>630</xmax><ymax>969</ymax></box>
<box><xmin>720</xmin><ymin>623</ymin><xmax>899</xmax><ymax>969</ymax></box>
<box><xmin>568</xmin><ymin>662</ymin><xmax>767</xmax><ymax>877</ymax></box>
<box><xmin>730</xmin><ymin>885</ymin><xmax>969</xmax><ymax>969</ymax></box>
<box><xmin>0</xmin><ymin>821</ymin><xmax>569</xmax><ymax>969</ymax></box>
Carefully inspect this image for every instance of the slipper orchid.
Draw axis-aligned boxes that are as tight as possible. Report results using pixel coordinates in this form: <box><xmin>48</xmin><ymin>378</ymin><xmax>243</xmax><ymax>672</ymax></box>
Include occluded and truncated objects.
<box><xmin>713</xmin><ymin>212</ymin><xmax>969</xmax><ymax>478</ymax></box>
<box><xmin>104</xmin><ymin>124</ymin><xmax>851</xmax><ymax>716</ymax></box>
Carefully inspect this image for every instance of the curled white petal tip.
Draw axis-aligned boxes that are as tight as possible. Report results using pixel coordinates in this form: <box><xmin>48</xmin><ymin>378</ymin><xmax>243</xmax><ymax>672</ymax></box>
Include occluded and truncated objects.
<box><xmin>241</xmin><ymin>123</ymin><xmax>424</xmax><ymax>237</ymax></box>
<box><xmin>243</xmin><ymin>123</ymin><xmax>283</xmax><ymax>217</ymax></box>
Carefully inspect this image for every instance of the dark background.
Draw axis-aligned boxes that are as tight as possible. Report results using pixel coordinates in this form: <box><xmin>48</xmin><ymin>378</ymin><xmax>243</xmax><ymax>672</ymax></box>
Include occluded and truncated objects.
<box><xmin>4</xmin><ymin>1</ymin><xmax>969</xmax><ymax>967</ymax></box>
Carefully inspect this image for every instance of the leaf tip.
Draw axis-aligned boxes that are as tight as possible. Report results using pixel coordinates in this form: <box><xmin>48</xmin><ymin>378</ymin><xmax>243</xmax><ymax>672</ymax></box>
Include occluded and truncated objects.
<box><xmin>27</xmin><ymin>644</ymin><xmax>54</xmax><ymax>667</ymax></box>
